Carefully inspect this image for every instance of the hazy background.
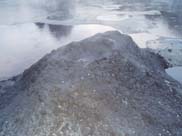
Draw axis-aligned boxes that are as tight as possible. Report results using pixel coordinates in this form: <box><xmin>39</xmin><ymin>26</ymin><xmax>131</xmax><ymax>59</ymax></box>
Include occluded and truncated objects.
<box><xmin>0</xmin><ymin>0</ymin><xmax>182</xmax><ymax>80</ymax></box>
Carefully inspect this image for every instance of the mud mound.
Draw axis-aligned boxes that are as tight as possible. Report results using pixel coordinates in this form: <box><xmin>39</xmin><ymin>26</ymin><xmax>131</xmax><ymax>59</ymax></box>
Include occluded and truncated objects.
<box><xmin>0</xmin><ymin>31</ymin><xmax>182</xmax><ymax>136</ymax></box>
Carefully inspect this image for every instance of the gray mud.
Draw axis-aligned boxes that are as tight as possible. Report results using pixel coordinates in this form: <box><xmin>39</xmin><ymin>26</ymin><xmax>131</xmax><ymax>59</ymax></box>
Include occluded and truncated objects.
<box><xmin>0</xmin><ymin>31</ymin><xmax>182</xmax><ymax>136</ymax></box>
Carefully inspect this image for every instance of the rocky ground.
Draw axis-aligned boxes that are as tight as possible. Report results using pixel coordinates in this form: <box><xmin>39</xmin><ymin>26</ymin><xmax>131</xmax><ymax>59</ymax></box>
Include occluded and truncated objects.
<box><xmin>0</xmin><ymin>31</ymin><xmax>182</xmax><ymax>136</ymax></box>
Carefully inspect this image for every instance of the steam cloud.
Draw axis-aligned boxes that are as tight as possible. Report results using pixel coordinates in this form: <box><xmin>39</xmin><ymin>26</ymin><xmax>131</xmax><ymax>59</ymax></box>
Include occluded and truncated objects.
<box><xmin>21</xmin><ymin>0</ymin><xmax>75</xmax><ymax>17</ymax></box>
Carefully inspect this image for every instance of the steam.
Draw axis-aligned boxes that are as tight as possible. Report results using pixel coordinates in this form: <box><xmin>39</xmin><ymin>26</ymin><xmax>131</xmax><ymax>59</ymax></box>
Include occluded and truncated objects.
<box><xmin>20</xmin><ymin>0</ymin><xmax>75</xmax><ymax>20</ymax></box>
<box><xmin>28</xmin><ymin>0</ymin><xmax>75</xmax><ymax>12</ymax></box>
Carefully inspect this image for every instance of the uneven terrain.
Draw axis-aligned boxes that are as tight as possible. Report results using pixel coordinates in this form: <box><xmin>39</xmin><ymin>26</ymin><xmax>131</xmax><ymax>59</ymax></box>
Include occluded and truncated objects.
<box><xmin>0</xmin><ymin>31</ymin><xmax>182</xmax><ymax>136</ymax></box>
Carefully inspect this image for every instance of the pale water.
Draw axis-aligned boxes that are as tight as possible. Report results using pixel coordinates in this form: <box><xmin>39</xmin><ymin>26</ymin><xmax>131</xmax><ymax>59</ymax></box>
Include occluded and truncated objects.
<box><xmin>166</xmin><ymin>67</ymin><xmax>182</xmax><ymax>83</ymax></box>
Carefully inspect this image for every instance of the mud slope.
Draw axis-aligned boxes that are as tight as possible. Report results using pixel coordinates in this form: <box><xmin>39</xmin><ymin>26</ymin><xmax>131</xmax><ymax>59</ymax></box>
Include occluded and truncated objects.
<box><xmin>0</xmin><ymin>31</ymin><xmax>182</xmax><ymax>136</ymax></box>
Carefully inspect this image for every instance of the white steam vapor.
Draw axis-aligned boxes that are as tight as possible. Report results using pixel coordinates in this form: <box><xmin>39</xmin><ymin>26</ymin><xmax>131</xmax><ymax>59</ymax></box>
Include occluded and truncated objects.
<box><xmin>20</xmin><ymin>0</ymin><xmax>75</xmax><ymax>15</ymax></box>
